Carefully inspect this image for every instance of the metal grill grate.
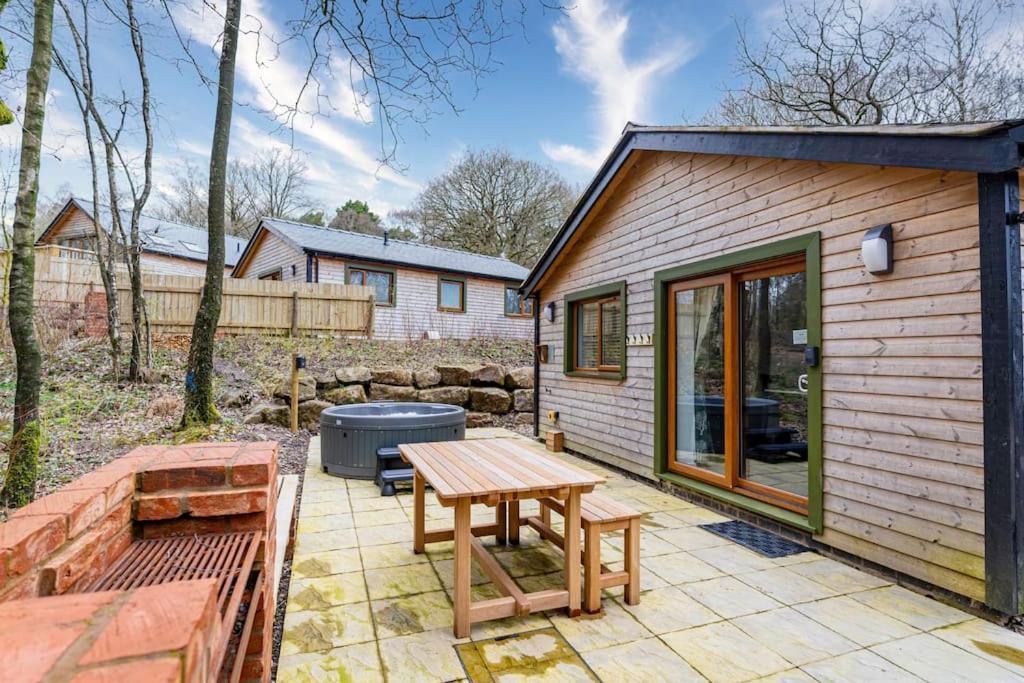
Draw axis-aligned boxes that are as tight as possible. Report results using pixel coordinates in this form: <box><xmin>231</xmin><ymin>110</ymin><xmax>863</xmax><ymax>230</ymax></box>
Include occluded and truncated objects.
<box><xmin>699</xmin><ymin>520</ymin><xmax>810</xmax><ymax>558</ymax></box>
<box><xmin>85</xmin><ymin>531</ymin><xmax>263</xmax><ymax>683</ymax></box>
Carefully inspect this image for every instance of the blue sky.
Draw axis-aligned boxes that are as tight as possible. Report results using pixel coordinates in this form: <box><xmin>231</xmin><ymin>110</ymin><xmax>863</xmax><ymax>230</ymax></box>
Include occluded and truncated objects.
<box><xmin>2</xmin><ymin>0</ymin><xmax>771</xmax><ymax>223</ymax></box>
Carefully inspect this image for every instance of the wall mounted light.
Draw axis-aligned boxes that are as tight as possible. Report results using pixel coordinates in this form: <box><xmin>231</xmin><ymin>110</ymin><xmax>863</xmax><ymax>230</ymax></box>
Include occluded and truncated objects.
<box><xmin>544</xmin><ymin>301</ymin><xmax>556</xmax><ymax>323</ymax></box>
<box><xmin>861</xmin><ymin>224</ymin><xmax>894</xmax><ymax>275</ymax></box>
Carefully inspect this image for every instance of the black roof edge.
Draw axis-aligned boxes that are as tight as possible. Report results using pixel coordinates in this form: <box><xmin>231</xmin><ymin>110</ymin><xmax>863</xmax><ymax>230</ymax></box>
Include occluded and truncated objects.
<box><xmin>521</xmin><ymin>123</ymin><xmax>1024</xmax><ymax>296</ymax></box>
<box><xmin>304</xmin><ymin>248</ymin><xmax>524</xmax><ymax>283</ymax></box>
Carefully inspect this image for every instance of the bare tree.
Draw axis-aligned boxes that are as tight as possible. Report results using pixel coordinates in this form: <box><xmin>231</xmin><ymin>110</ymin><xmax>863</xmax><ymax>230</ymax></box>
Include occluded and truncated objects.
<box><xmin>3</xmin><ymin>0</ymin><xmax>54</xmax><ymax>507</ymax></box>
<box><xmin>156</xmin><ymin>152</ymin><xmax>313</xmax><ymax>237</ymax></box>
<box><xmin>395</xmin><ymin>149</ymin><xmax>576</xmax><ymax>267</ymax></box>
<box><xmin>53</xmin><ymin>0</ymin><xmax>124</xmax><ymax>379</ymax></box>
<box><xmin>181</xmin><ymin>0</ymin><xmax>240</xmax><ymax>428</ymax></box>
<box><xmin>54</xmin><ymin>0</ymin><xmax>156</xmax><ymax>381</ymax></box>
<box><xmin>177</xmin><ymin>0</ymin><xmax>558</xmax><ymax>427</ymax></box>
<box><xmin>0</xmin><ymin>0</ymin><xmax>13</xmax><ymax>125</ymax></box>
<box><xmin>712</xmin><ymin>0</ymin><xmax>1023</xmax><ymax>125</ymax></box>
<box><xmin>0</xmin><ymin>142</ymin><xmax>17</xmax><ymax>310</ymax></box>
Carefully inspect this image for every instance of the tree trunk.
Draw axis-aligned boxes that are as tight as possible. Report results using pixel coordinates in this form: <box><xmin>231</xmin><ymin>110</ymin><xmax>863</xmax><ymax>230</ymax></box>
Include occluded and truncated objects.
<box><xmin>2</xmin><ymin>0</ymin><xmax>55</xmax><ymax>508</ymax></box>
<box><xmin>181</xmin><ymin>0</ymin><xmax>241</xmax><ymax>427</ymax></box>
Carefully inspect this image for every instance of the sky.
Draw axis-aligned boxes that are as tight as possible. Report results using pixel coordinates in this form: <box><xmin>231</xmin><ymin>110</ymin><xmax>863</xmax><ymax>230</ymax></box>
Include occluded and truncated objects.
<box><xmin>1</xmin><ymin>0</ymin><xmax>774</xmax><ymax>225</ymax></box>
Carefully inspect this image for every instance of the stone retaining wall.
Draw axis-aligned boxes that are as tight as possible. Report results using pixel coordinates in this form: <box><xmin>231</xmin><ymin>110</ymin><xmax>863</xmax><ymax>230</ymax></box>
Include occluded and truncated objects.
<box><xmin>245</xmin><ymin>363</ymin><xmax>535</xmax><ymax>431</ymax></box>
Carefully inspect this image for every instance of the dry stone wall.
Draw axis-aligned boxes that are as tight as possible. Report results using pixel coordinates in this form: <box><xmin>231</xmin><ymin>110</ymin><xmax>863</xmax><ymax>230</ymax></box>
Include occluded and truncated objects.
<box><xmin>245</xmin><ymin>363</ymin><xmax>534</xmax><ymax>430</ymax></box>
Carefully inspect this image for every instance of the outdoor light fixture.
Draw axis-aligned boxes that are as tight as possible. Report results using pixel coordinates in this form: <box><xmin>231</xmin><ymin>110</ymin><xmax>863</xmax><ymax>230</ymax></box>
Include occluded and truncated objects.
<box><xmin>861</xmin><ymin>224</ymin><xmax>894</xmax><ymax>275</ymax></box>
<box><xmin>544</xmin><ymin>301</ymin><xmax>556</xmax><ymax>322</ymax></box>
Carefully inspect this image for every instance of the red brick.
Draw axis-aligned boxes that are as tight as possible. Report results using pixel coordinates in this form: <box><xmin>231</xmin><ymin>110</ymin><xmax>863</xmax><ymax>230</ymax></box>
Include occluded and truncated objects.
<box><xmin>14</xmin><ymin>488</ymin><xmax>106</xmax><ymax>538</ymax></box>
<box><xmin>80</xmin><ymin>579</ymin><xmax>219</xmax><ymax>665</ymax></box>
<box><xmin>0</xmin><ymin>620</ymin><xmax>87</xmax><ymax>681</ymax></box>
<box><xmin>40</xmin><ymin>527</ymin><xmax>105</xmax><ymax>595</ymax></box>
<box><xmin>0</xmin><ymin>514</ymin><xmax>67</xmax><ymax>576</ymax></box>
<box><xmin>71</xmin><ymin>657</ymin><xmax>182</xmax><ymax>683</ymax></box>
<box><xmin>94</xmin><ymin>497</ymin><xmax>132</xmax><ymax>541</ymax></box>
<box><xmin>226</xmin><ymin>512</ymin><xmax>267</xmax><ymax>532</ymax></box>
<box><xmin>140</xmin><ymin>517</ymin><xmax>232</xmax><ymax>539</ymax></box>
<box><xmin>230</xmin><ymin>452</ymin><xmax>271</xmax><ymax>487</ymax></box>
<box><xmin>135</xmin><ymin>493</ymin><xmax>185</xmax><ymax>521</ymax></box>
<box><xmin>0</xmin><ymin>589</ymin><xmax>116</xmax><ymax>623</ymax></box>
<box><xmin>188</xmin><ymin>489</ymin><xmax>267</xmax><ymax>517</ymax></box>
<box><xmin>64</xmin><ymin>468</ymin><xmax>134</xmax><ymax>508</ymax></box>
<box><xmin>139</xmin><ymin>461</ymin><xmax>228</xmax><ymax>493</ymax></box>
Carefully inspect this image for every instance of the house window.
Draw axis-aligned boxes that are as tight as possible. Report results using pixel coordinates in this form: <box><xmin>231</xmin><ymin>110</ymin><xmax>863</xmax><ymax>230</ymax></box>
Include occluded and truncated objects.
<box><xmin>438</xmin><ymin>276</ymin><xmax>466</xmax><ymax>313</ymax></box>
<box><xmin>564</xmin><ymin>281</ymin><xmax>626</xmax><ymax>380</ymax></box>
<box><xmin>505</xmin><ymin>287</ymin><xmax>533</xmax><ymax>317</ymax></box>
<box><xmin>258</xmin><ymin>269</ymin><xmax>282</xmax><ymax>281</ymax></box>
<box><xmin>347</xmin><ymin>266</ymin><xmax>395</xmax><ymax>306</ymax></box>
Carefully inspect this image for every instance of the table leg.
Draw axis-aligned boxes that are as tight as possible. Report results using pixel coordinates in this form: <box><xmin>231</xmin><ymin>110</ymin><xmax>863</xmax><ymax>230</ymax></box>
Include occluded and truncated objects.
<box><xmin>453</xmin><ymin>497</ymin><xmax>472</xmax><ymax>638</ymax></box>
<box><xmin>563</xmin><ymin>489</ymin><xmax>582</xmax><ymax>617</ymax></box>
<box><xmin>508</xmin><ymin>500</ymin><xmax>520</xmax><ymax>545</ymax></box>
<box><xmin>495</xmin><ymin>502</ymin><xmax>507</xmax><ymax>545</ymax></box>
<box><xmin>413</xmin><ymin>470</ymin><xmax>425</xmax><ymax>554</ymax></box>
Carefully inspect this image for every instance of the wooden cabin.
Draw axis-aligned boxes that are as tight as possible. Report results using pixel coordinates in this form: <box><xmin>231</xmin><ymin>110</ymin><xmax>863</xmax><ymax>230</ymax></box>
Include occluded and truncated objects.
<box><xmin>520</xmin><ymin>121</ymin><xmax>1024</xmax><ymax>614</ymax></box>
<box><xmin>233</xmin><ymin>218</ymin><xmax>532</xmax><ymax>341</ymax></box>
<box><xmin>38</xmin><ymin>197</ymin><xmax>246</xmax><ymax>275</ymax></box>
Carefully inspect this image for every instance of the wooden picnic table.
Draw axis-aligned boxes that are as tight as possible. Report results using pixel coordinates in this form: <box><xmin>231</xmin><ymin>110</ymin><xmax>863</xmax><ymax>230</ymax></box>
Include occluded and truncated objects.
<box><xmin>399</xmin><ymin>437</ymin><xmax>605</xmax><ymax>638</ymax></box>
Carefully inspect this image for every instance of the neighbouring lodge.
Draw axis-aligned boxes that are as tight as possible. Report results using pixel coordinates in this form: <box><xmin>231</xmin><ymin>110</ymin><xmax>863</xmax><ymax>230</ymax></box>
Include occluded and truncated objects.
<box><xmin>37</xmin><ymin>197</ymin><xmax>247</xmax><ymax>275</ymax></box>
<box><xmin>521</xmin><ymin>121</ymin><xmax>1024</xmax><ymax>614</ymax></box>
<box><xmin>233</xmin><ymin>218</ymin><xmax>533</xmax><ymax>340</ymax></box>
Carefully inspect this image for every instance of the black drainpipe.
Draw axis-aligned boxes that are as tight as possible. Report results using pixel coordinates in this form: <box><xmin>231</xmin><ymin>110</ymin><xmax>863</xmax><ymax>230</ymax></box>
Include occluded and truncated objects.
<box><xmin>305</xmin><ymin>253</ymin><xmax>313</xmax><ymax>283</ymax></box>
<box><xmin>532</xmin><ymin>293</ymin><xmax>541</xmax><ymax>438</ymax></box>
<box><xmin>979</xmin><ymin>170</ymin><xmax>1024</xmax><ymax>614</ymax></box>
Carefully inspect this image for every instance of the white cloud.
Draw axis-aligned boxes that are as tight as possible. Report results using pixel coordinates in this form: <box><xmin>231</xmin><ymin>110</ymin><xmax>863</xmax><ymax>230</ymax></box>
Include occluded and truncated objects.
<box><xmin>541</xmin><ymin>0</ymin><xmax>694</xmax><ymax>170</ymax></box>
<box><xmin>172</xmin><ymin>0</ymin><xmax>419</xmax><ymax>192</ymax></box>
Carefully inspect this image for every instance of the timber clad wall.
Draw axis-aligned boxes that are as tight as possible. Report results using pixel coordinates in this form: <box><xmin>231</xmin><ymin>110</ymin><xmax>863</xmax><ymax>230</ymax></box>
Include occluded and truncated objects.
<box><xmin>536</xmin><ymin>150</ymin><xmax>986</xmax><ymax>600</ymax></box>
<box><xmin>40</xmin><ymin>205</ymin><xmax>234</xmax><ymax>275</ymax></box>
<box><xmin>236</xmin><ymin>232</ymin><xmax>532</xmax><ymax>340</ymax></box>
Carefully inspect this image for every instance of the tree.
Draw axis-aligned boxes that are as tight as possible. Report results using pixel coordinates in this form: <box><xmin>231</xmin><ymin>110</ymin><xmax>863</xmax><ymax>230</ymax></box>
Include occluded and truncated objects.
<box><xmin>156</xmin><ymin>152</ymin><xmax>313</xmax><ymax>237</ymax></box>
<box><xmin>2</xmin><ymin>0</ymin><xmax>55</xmax><ymax>507</ymax></box>
<box><xmin>395</xmin><ymin>149</ymin><xmax>576</xmax><ymax>267</ymax></box>
<box><xmin>295</xmin><ymin>209</ymin><xmax>324</xmax><ymax>226</ymax></box>
<box><xmin>178</xmin><ymin>0</ymin><xmax>551</xmax><ymax>427</ymax></box>
<box><xmin>711</xmin><ymin>0</ymin><xmax>1023</xmax><ymax>125</ymax></box>
<box><xmin>328</xmin><ymin>199</ymin><xmax>382</xmax><ymax>234</ymax></box>
<box><xmin>181</xmin><ymin>0</ymin><xmax>241</xmax><ymax>428</ymax></box>
<box><xmin>0</xmin><ymin>0</ymin><xmax>13</xmax><ymax>125</ymax></box>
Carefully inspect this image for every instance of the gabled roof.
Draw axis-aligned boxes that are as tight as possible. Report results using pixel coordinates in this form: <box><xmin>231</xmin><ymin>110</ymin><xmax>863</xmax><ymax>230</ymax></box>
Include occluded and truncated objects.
<box><xmin>38</xmin><ymin>197</ymin><xmax>247</xmax><ymax>267</ymax></box>
<box><xmin>521</xmin><ymin>120</ymin><xmax>1024</xmax><ymax>295</ymax></box>
<box><xmin>234</xmin><ymin>217</ymin><xmax>530</xmax><ymax>281</ymax></box>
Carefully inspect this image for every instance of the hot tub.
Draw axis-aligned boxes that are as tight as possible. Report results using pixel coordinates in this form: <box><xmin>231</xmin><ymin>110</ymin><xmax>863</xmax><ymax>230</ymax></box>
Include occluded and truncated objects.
<box><xmin>319</xmin><ymin>402</ymin><xmax>466</xmax><ymax>479</ymax></box>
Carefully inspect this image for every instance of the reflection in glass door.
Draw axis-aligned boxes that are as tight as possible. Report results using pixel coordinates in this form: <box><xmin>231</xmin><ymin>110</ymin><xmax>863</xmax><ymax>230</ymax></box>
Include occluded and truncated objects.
<box><xmin>668</xmin><ymin>275</ymin><xmax>732</xmax><ymax>484</ymax></box>
<box><xmin>667</xmin><ymin>256</ymin><xmax>809</xmax><ymax>513</ymax></box>
<box><xmin>739</xmin><ymin>263</ymin><xmax>808</xmax><ymax>505</ymax></box>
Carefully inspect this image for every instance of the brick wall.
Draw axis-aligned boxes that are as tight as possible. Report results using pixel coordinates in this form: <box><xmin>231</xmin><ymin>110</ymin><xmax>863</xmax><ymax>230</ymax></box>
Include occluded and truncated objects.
<box><xmin>0</xmin><ymin>441</ymin><xmax>280</xmax><ymax>683</ymax></box>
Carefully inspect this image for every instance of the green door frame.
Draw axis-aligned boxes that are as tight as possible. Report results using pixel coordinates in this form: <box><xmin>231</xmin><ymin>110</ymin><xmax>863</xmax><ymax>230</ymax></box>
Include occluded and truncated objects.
<box><xmin>653</xmin><ymin>232</ymin><xmax>823</xmax><ymax>533</ymax></box>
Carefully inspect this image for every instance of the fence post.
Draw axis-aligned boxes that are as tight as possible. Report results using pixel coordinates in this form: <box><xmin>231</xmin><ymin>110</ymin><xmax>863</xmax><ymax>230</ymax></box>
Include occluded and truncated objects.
<box><xmin>365</xmin><ymin>294</ymin><xmax>375</xmax><ymax>339</ymax></box>
<box><xmin>290</xmin><ymin>290</ymin><xmax>299</xmax><ymax>337</ymax></box>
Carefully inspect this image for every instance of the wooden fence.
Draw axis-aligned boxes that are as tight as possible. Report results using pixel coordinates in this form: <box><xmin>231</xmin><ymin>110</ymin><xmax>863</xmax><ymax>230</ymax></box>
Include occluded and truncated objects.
<box><xmin>29</xmin><ymin>245</ymin><xmax>377</xmax><ymax>337</ymax></box>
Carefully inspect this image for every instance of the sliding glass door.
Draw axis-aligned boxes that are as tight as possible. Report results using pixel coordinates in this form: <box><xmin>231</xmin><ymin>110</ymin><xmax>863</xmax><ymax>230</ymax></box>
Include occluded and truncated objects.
<box><xmin>668</xmin><ymin>256</ymin><xmax>809</xmax><ymax>512</ymax></box>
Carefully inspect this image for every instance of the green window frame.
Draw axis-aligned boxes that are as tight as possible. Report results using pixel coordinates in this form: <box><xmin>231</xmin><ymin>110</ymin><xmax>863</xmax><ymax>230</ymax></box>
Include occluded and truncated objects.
<box><xmin>653</xmin><ymin>232</ymin><xmax>823</xmax><ymax>533</ymax></box>
<box><xmin>437</xmin><ymin>275</ymin><xmax>467</xmax><ymax>313</ymax></box>
<box><xmin>345</xmin><ymin>263</ymin><xmax>396</xmax><ymax>306</ymax></box>
<box><xmin>563</xmin><ymin>280</ymin><xmax>627</xmax><ymax>381</ymax></box>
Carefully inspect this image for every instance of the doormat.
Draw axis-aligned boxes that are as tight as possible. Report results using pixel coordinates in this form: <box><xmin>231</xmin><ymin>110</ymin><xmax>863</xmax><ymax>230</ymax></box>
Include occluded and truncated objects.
<box><xmin>699</xmin><ymin>520</ymin><xmax>811</xmax><ymax>558</ymax></box>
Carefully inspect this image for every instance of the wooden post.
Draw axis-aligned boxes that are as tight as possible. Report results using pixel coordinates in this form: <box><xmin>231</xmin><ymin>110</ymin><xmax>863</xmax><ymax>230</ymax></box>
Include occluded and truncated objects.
<box><xmin>290</xmin><ymin>290</ymin><xmax>299</xmax><ymax>337</ymax></box>
<box><xmin>563</xmin><ymin>489</ymin><xmax>582</xmax><ymax>617</ymax></box>
<box><xmin>289</xmin><ymin>351</ymin><xmax>299</xmax><ymax>432</ymax></box>
<box><xmin>365</xmin><ymin>294</ymin><xmax>375</xmax><ymax>339</ymax></box>
<box><xmin>453</xmin><ymin>497</ymin><xmax>472</xmax><ymax>638</ymax></box>
<box><xmin>413</xmin><ymin>470</ymin><xmax>426</xmax><ymax>554</ymax></box>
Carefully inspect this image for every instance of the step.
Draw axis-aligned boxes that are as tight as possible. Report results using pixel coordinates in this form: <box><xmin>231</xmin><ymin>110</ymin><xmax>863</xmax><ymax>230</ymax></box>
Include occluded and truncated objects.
<box><xmin>379</xmin><ymin>468</ymin><xmax>414</xmax><ymax>483</ymax></box>
<box><xmin>376</xmin><ymin>446</ymin><xmax>402</xmax><ymax>460</ymax></box>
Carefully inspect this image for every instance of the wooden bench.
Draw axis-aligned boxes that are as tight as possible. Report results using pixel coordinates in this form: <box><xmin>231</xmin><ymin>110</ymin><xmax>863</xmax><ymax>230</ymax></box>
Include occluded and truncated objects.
<box><xmin>523</xmin><ymin>493</ymin><xmax>640</xmax><ymax>613</ymax></box>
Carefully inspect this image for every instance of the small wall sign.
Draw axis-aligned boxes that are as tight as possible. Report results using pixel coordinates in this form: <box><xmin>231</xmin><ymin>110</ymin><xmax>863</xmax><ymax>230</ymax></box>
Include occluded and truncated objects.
<box><xmin>792</xmin><ymin>329</ymin><xmax>808</xmax><ymax>345</ymax></box>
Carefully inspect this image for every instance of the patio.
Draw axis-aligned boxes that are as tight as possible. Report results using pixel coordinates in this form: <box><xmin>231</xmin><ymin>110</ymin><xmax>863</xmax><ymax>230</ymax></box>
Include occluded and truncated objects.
<box><xmin>279</xmin><ymin>429</ymin><xmax>1024</xmax><ymax>682</ymax></box>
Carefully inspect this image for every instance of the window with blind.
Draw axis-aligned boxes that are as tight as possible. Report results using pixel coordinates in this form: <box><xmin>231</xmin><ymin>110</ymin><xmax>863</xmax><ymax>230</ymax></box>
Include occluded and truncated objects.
<box><xmin>346</xmin><ymin>266</ymin><xmax>395</xmax><ymax>306</ymax></box>
<box><xmin>564</xmin><ymin>281</ymin><xmax>626</xmax><ymax>380</ymax></box>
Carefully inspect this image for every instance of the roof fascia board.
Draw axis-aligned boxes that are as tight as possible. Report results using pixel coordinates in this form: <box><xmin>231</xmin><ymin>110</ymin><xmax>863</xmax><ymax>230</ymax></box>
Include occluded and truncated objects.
<box><xmin>522</xmin><ymin>126</ymin><xmax>1022</xmax><ymax>295</ymax></box>
<box><xmin>35</xmin><ymin>197</ymin><xmax>84</xmax><ymax>244</ymax></box>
